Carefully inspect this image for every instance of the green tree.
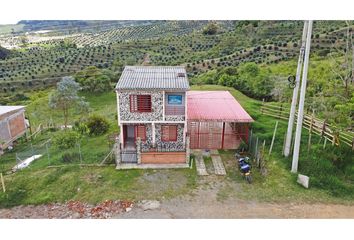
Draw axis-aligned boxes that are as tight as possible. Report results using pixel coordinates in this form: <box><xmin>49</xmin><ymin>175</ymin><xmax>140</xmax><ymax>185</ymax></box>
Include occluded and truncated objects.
<box><xmin>74</xmin><ymin>66</ymin><xmax>114</xmax><ymax>92</ymax></box>
<box><xmin>49</xmin><ymin>76</ymin><xmax>89</xmax><ymax>128</ymax></box>
<box><xmin>203</xmin><ymin>22</ymin><xmax>218</xmax><ymax>35</ymax></box>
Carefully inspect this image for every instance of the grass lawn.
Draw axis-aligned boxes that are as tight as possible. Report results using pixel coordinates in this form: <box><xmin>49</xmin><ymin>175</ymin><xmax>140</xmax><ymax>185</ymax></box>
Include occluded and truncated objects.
<box><xmin>0</xmin><ymin>85</ymin><xmax>353</xmax><ymax>208</ymax></box>
<box><xmin>192</xmin><ymin>85</ymin><xmax>354</xmax><ymax>204</ymax></box>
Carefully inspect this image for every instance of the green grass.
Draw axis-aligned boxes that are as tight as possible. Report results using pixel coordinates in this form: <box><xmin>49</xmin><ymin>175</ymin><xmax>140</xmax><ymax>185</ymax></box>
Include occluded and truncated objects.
<box><xmin>192</xmin><ymin>85</ymin><xmax>354</xmax><ymax>204</ymax></box>
<box><xmin>0</xmin><ymin>85</ymin><xmax>353</xmax><ymax>208</ymax></box>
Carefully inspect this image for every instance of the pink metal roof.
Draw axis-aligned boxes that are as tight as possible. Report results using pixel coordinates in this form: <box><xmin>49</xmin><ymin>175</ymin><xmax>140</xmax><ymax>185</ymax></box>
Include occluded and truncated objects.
<box><xmin>187</xmin><ymin>91</ymin><xmax>254</xmax><ymax>122</ymax></box>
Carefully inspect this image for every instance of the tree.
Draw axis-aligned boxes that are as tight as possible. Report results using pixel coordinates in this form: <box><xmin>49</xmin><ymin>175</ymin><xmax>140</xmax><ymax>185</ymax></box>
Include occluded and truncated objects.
<box><xmin>328</xmin><ymin>21</ymin><xmax>353</xmax><ymax>97</ymax></box>
<box><xmin>203</xmin><ymin>22</ymin><xmax>218</xmax><ymax>35</ymax></box>
<box><xmin>49</xmin><ymin>76</ymin><xmax>89</xmax><ymax>128</ymax></box>
<box><xmin>0</xmin><ymin>46</ymin><xmax>11</xmax><ymax>60</ymax></box>
<box><xmin>74</xmin><ymin>66</ymin><xmax>114</xmax><ymax>92</ymax></box>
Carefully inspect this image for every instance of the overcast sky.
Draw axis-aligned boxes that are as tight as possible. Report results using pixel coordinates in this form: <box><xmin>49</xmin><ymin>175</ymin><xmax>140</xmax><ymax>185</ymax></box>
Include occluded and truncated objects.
<box><xmin>0</xmin><ymin>0</ymin><xmax>353</xmax><ymax>25</ymax></box>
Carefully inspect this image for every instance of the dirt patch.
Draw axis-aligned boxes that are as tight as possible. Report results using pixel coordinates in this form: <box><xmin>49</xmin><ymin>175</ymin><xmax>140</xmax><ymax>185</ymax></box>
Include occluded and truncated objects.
<box><xmin>137</xmin><ymin>170</ymin><xmax>188</xmax><ymax>197</ymax></box>
<box><xmin>0</xmin><ymin>200</ymin><xmax>133</xmax><ymax>219</ymax></box>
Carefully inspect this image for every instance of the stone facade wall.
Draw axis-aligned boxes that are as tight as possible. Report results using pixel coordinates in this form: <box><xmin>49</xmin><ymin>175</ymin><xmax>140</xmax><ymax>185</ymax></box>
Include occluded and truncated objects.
<box><xmin>165</xmin><ymin>115</ymin><xmax>185</xmax><ymax>121</ymax></box>
<box><xmin>118</xmin><ymin>90</ymin><xmax>163</xmax><ymax>122</ymax></box>
<box><xmin>155</xmin><ymin>123</ymin><xmax>185</xmax><ymax>151</ymax></box>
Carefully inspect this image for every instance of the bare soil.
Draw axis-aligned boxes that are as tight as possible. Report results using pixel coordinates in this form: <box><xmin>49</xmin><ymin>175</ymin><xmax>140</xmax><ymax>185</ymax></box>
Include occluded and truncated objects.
<box><xmin>2</xmin><ymin>176</ymin><xmax>353</xmax><ymax>219</ymax></box>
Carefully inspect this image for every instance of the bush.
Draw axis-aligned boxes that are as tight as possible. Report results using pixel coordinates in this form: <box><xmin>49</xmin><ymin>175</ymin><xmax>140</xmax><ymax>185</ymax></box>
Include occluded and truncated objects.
<box><xmin>86</xmin><ymin>115</ymin><xmax>110</xmax><ymax>136</ymax></box>
<box><xmin>53</xmin><ymin>130</ymin><xmax>81</xmax><ymax>149</ymax></box>
<box><xmin>61</xmin><ymin>152</ymin><xmax>80</xmax><ymax>163</ymax></box>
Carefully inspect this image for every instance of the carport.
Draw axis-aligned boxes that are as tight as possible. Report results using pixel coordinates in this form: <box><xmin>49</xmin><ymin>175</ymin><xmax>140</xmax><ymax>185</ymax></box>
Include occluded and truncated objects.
<box><xmin>187</xmin><ymin>91</ymin><xmax>254</xmax><ymax>149</ymax></box>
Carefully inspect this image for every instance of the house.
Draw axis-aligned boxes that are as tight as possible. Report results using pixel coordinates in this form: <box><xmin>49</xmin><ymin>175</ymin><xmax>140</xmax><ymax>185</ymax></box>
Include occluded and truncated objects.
<box><xmin>0</xmin><ymin>106</ymin><xmax>27</xmax><ymax>153</ymax></box>
<box><xmin>115</xmin><ymin>66</ymin><xmax>253</xmax><ymax>169</ymax></box>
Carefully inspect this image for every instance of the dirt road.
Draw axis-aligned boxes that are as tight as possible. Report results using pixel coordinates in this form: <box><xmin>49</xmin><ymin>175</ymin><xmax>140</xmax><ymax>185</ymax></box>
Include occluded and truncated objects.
<box><xmin>116</xmin><ymin>182</ymin><xmax>354</xmax><ymax>219</ymax></box>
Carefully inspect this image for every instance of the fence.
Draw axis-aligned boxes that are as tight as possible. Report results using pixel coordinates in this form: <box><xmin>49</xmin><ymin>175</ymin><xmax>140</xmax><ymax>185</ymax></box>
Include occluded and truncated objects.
<box><xmin>7</xmin><ymin>130</ymin><xmax>116</xmax><ymax>173</ymax></box>
<box><xmin>261</xmin><ymin>101</ymin><xmax>354</xmax><ymax>149</ymax></box>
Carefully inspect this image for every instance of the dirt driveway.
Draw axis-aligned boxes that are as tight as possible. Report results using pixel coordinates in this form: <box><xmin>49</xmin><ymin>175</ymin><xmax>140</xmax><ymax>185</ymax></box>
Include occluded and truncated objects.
<box><xmin>116</xmin><ymin>179</ymin><xmax>354</xmax><ymax>219</ymax></box>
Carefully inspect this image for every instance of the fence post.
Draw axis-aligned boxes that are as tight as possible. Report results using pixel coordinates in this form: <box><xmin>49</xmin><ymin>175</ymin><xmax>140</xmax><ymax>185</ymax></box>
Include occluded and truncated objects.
<box><xmin>46</xmin><ymin>142</ymin><xmax>50</xmax><ymax>166</ymax></box>
<box><xmin>255</xmin><ymin>137</ymin><xmax>259</xmax><ymax>159</ymax></box>
<box><xmin>269</xmin><ymin>121</ymin><xmax>278</xmax><ymax>156</ymax></box>
<box><xmin>114</xmin><ymin>136</ymin><xmax>121</xmax><ymax>165</ymax></box>
<box><xmin>78</xmin><ymin>142</ymin><xmax>83</xmax><ymax>165</ymax></box>
<box><xmin>308</xmin><ymin>112</ymin><xmax>314</xmax><ymax>152</ymax></box>
<box><xmin>0</xmin><ymin>173</ymin><xmax>5</xmax><ymax>193</ymax></box>
<box><xmin>31</xmin><ymin>143</ymin><xmax>35</xmax><ymax>157</ymax></box>
<box><xmin>279</xmin><ymin>103</ymin><xmax>283</xmax><ymax>119</ymax></box>
<box><xmin>323</xmin><ymin>138</ymin><xmax>327</xmax><ymax>149</ymax></box>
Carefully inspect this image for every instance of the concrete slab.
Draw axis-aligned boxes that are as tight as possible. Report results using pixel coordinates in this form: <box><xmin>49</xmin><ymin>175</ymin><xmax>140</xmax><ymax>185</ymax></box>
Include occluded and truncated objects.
<box><xmin>211</xmin><ymin>155</ymin><xmax>226</xmax><ymax>175</ymax></box>
<box><xmin>195</xmin><ymin>154</ymin><xmax>209</xmax><ymax>176</ymax></box>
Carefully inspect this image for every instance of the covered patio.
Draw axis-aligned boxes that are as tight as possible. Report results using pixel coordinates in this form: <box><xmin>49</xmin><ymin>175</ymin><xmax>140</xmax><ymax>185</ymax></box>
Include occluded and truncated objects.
<box><xmin>187</xmin><ymin>91</ymin><xmax>254</xmax><ymax>149</ymax></box>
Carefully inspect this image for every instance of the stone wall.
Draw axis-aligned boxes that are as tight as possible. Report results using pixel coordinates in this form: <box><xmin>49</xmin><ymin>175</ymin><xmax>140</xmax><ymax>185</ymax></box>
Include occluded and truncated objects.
<box><xmin>155</xmin><ymin>123</ymin><xmax>185</xmax><ymax>151</ymax></box>
<box><xmin>118</xmin><ymin>90</ymin><xmax>163</xmax><ymax>122</ymax></box>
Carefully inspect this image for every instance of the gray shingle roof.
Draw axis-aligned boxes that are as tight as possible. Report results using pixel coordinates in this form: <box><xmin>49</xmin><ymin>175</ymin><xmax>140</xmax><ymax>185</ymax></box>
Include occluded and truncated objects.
<box><xmin>116</xmin><ymin>66</ymin><xmax>190</xmax><ymax>90</ymax></box>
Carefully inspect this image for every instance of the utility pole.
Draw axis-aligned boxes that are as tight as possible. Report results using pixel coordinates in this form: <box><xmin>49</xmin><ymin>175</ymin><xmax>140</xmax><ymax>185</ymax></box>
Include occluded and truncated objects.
<box><xmin>284</xmin><ymin>21</ymin><xmax>308</xmax><ymax>157</ymax></box>
<box><xmin>291</xmin><ymin>20</ymin><xmax>313</xmax><ymax>173</ymax></box>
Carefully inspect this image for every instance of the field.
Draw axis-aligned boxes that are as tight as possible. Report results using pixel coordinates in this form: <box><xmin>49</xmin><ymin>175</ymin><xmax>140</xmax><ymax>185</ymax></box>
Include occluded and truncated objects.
<box><xmin>0</xmin><ymin>85</ymin><xmax>352</xmax><ymax>208</ymax></box>
<box><xmin>0</xmin><ymin>20</ymin><xmax>353</xmax><ymax>211</ymax></box>
<box><xmin>0</xmin><ymin>20</ymin><xmax>352</xmax><ymax>95</ymax></box>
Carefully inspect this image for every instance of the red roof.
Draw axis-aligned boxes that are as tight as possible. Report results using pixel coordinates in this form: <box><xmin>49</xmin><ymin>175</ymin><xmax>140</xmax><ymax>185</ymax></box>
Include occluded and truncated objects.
<box><xmin>187</xmin><ymin>91</ymin><xmax>254</xmax><ymax>122</ymax></box>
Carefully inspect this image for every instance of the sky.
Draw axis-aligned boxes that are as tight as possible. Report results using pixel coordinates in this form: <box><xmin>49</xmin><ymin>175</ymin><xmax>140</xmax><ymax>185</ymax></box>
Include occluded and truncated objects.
<box><xmin>1</xmin><ymin>0</ymin><xmax>353</xmax><ymax>25</ymax></box>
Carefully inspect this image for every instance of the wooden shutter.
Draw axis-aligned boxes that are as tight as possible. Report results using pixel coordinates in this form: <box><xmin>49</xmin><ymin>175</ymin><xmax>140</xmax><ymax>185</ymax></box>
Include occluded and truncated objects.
<box><xmin>130</xmin><ymin>95</ymin><xmax>138</xmax><ymax>112</ymax></box>
<box><xmin>161</xmin><ymin>125</ymin><xmax>177</xmax><ymax>142</ymax></box>
<box><xmin>135</xmin><ymin>125</ymin><xmax>146</xmax><ymax>141</ymax></box>
<box><xmin>130</xmin><ymin>95</ymin><xmax>152</xmax><ymax>112</ymax></box>
<box><xmin>137</xmin><ymin>95</ymin><xmax>152</xmax><ymax>112</ymax></box>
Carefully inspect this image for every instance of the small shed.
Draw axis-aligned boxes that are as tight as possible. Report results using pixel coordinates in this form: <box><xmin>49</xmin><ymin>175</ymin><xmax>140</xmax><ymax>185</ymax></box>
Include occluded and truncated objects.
<box><xmin>0</xmin><ymin>106</ymin><xmax>27</xmax><ymax>151</ymax></box>
<box><xmin>187</xmin><ymin>91</ymin><xmax>253</xmax><ymax>149</ymax></box>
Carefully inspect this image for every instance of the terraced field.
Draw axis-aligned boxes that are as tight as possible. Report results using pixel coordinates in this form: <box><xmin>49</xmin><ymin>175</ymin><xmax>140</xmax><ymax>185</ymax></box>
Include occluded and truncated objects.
<box><xmin>0</xmin><ymin>20</ymin><xmax>351</xmax><ymax>94</ymax></box>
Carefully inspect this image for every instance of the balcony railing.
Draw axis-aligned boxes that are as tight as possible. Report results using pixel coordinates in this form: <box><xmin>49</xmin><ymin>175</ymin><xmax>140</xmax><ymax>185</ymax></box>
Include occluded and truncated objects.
<box><xmin>165</xmin><ymin>105</ymin><xmax>185</xmax><ymax>115</ymax></box>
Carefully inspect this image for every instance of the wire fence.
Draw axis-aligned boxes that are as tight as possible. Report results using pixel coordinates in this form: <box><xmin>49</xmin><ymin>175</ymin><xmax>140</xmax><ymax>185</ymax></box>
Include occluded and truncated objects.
<box><xmin>8</xmin><ymin>130</ymin><xmax>116</xmax><ymax>173</ymax></box>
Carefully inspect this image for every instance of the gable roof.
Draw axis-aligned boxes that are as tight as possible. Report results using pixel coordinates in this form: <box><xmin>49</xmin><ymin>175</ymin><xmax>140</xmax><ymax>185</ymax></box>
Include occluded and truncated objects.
<box><xmin>187</xmin><ymin>91</ymin><xmax>254</xmax><ymax>122</ymax></box>
<box><xmin>116</xmin><ymin>66</ymin><xmax>190</xmax><ymax>90</ymax></box>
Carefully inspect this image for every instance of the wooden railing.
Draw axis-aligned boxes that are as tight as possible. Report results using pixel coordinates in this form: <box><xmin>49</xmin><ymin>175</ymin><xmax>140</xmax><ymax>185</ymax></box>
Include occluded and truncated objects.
<box><xmin>260</xmin><ymin>102</ymin><xmax>354</xmax><ymax>149</ymax></box>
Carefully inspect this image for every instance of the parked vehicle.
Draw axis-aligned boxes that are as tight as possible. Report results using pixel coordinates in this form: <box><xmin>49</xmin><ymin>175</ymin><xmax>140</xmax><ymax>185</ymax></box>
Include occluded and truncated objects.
<box><xmin>235</xmin><ymin>153</ymin><xmax>252</xmax><ymax>184</ymax></box>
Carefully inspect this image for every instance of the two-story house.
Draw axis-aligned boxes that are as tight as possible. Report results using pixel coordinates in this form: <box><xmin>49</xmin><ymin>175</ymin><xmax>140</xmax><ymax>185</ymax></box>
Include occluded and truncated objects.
<box><xmin>115</xmin><ymin>66</ymin><xmax>190</xmax><ymax>166</ymax></box>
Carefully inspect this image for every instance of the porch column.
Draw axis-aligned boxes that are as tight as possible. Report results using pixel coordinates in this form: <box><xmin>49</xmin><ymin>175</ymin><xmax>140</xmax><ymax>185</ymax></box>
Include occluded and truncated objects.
<box><xmin>152</xmin><ymin>123</ymin><xmax>156</xmax><ymax>146</ymax></box>
<box><xmin>119</xmin><ymin>124</ymin><xmax>124</xmax><ymax>146</ymax></box>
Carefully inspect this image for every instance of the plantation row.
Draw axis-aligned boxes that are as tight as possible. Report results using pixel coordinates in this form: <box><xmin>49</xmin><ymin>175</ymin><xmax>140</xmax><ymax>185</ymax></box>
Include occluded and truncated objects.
<box><xmin>0</xmin><ymin>21</ymin><xmax>351</xmax><ymax>93</ymax></box>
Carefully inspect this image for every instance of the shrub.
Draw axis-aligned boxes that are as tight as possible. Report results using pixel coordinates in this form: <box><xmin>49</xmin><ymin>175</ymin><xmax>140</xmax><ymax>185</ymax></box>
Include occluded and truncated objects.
<box><xmin>53</xmin><ymin>130</ymin><xmax>81</xmax><ymax>149</ymax></box>
<box><xmin>61</xmin><ymin>152</ymin><xmax>80</xmax><ymax>163</ymax></box>
<box><xmin>86</xmin><ymin>115</ymin><xmax>110</xmax><ymax>136</ymax></box>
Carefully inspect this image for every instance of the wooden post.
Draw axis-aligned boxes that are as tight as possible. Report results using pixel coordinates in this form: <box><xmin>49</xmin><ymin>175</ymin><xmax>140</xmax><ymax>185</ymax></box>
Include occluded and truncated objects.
<box><xmin>279</xmin><ymin>104</ymin><xmax>283</xmax><ymax>119</ymax></box>
<box><xmin>221</xmin><ymin>122</ymin><xmax>226</xmax><ymax>149</ymax></box>
<box><xmin>0</xmin><ymin>173</ymin><xmax>5</xmax><ymax>193</ymax></box>
<box><xmin>307</xmin><ymin>112</ymin><xmax>314</xmax><ymax>152</ymax></box>
<box><xmin>255</xmin><ymin>137</ymin><xmax>259</xmax><ymax>159</ymax></box>
<box><xmin>323</xmin><ymin>138</ymin><xmax>327</xmax><ymax>149</ymax></box>
<box><xmin>249</xmin><ymin>129</ymin><xmax>253</xmax><ymax>150</ymax></box>
<box><xmin>269</xmin><ymin>121</ymin><xmax>278</xmax><ymax>155</ymax></box>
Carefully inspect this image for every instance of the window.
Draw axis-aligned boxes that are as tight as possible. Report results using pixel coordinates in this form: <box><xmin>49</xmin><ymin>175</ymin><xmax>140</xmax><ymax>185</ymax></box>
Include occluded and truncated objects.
<box><xmin>135</xmin><ymin>125</ymin><xmax>146</xmax><ymax>141</ymax></box>
<box><xmin>161</xmin><ymin>125</ymin><xmax>178</xmax><ymax>142</ymax></box>
<box><xmin>167</xmin><ymin>95</ymin><xmax>182</xmax><ymax>105</ymax></box>
<box><xmin>130</xmin><ymin>95</ymin><xmax>152</xmax><ymax>112</ymax></box>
